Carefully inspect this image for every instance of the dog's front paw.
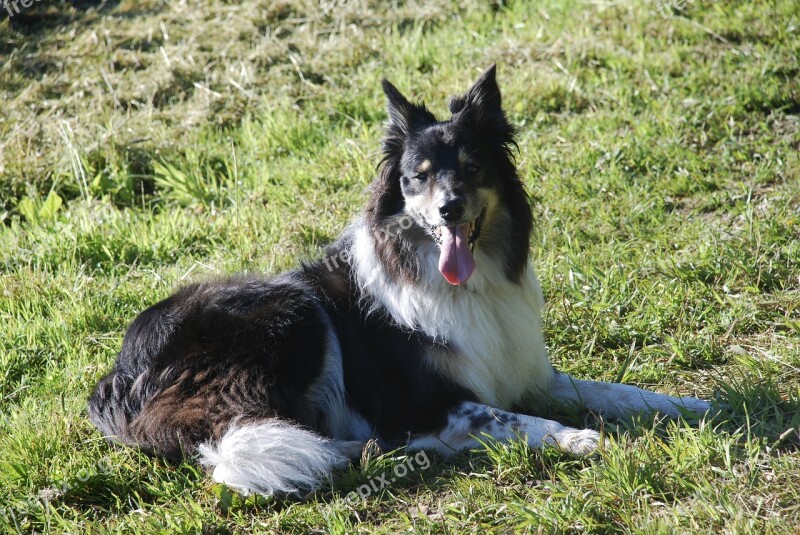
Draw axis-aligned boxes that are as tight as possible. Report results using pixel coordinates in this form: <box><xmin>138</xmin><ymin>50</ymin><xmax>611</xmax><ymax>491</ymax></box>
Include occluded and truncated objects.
<box><xmin>547</xmin><ymin>428</ymin><xmax>607</xmax><ymax>456</ymax></box>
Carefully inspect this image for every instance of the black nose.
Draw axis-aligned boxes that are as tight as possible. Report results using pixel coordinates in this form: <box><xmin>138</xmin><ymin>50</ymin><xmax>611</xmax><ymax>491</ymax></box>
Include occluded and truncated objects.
<box><xmin>439</xmin><ymin>199</ymin><xmax>465</xmax><ymax>223</ymax></box>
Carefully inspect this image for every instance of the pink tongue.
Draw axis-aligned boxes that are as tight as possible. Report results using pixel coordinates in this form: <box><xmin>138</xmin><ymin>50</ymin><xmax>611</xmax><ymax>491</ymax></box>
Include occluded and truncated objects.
<box><xmin>438</xmin><ymin>223</ymin><xmax>475</xmax><ymax>285</ymax></box>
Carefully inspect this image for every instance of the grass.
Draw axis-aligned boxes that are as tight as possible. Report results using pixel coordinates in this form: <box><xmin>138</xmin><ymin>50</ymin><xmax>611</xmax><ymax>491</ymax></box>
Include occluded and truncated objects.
<box><xmin>1</xmin><ymin>0</ymin><xmax>799</xmax><ymax>532</ymax></box>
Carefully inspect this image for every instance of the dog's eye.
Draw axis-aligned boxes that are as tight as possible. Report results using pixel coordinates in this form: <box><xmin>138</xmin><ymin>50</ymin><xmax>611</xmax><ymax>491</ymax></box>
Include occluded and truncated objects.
<box><xmin>413</xmin><ymin>174</ymin><xmax>428</xmax><ymax>182</ymax></box>
<box><xmin>466</xmin><ymin>164</ymin><xmax>480</xmax><ymax>173</ymax></box>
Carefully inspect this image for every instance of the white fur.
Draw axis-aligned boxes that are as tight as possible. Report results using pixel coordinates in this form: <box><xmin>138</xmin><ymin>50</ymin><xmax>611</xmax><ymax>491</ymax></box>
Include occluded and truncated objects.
<box><xmin>351</xmin><ymin>221</ymin><xmax>555</xmax><ymax>408</ymax></box>
<box><xmin>408</xmin><ymin>401</ymin><xmax>602</xmax><ymax>456</ymax></box>
<box><xmin>197</xmin><ymin>421</ymin><xmax>357</xmax><ymax>495</ymax></box>
<box><xmin>550</xmin><ymin>373</ymin><xmax>711</xmax><ymax>418</ymax></box>
<box><xmin>198</xmin><ymin>218</ymin><xmax>709</xmax><ymax>496</ymax></box>
<box><xmin>305</xmin><ymin>314</ymin><xmax>373</xmax><ymax>441</ymax></box>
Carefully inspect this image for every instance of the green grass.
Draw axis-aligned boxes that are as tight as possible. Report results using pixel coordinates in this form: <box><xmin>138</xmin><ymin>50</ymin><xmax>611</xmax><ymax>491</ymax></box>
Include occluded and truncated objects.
<box><xmin>2</xmin><ymin>0</ymin><xmax>799</xmax><ymax>532</ymax></box>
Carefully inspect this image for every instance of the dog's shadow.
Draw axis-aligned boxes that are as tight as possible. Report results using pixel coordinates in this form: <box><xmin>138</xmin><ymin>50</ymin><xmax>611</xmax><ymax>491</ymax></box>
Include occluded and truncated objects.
<box><xmin>313</xmin><ymin>375</ymin><xmax>800</xmax><ymax>511</ymax></box>
<box><xmin>52</xmin><ymin>376</ymin><xmax>797</xmax><ymax>522</ymax></box>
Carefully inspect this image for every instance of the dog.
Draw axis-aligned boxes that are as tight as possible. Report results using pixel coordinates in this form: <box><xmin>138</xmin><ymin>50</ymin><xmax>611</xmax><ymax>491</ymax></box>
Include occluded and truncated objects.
<box><xmin>88</xmin><ymin>65</ymin><xmax>710</xmax><ymax>496</ymax></box>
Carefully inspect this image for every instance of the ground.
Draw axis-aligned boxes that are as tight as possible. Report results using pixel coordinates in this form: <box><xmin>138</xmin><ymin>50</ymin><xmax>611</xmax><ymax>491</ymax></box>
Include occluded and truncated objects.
<box><xmin>1</xmin><ymin>0</ymin><xmax>799</xmax><ymax>533</ymax></box>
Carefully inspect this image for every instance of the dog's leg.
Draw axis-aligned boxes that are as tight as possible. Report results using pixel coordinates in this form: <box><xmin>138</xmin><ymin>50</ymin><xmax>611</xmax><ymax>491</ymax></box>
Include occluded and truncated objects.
<box><xmin>549</xmin><ymin>372</ymin><xmax>711</xmax><ymax>419</ymax></box>
<box><xmin>407</xmin><ymin>401</ymin><xmax>603</xmax><ymax>456</ymax></box>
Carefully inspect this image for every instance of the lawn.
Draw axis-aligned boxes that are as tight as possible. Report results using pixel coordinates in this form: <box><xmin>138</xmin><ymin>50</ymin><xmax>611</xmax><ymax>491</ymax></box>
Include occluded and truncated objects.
<box><xmin>1</xmin><ymin>0</ymin><xmax>799</xmax><ymax>532</ymax></box>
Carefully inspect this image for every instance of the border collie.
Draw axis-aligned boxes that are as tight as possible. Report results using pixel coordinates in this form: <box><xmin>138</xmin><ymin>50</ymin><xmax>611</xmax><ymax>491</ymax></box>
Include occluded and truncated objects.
<box><xmin>88</xmin><ymin>66</ymin><xmax>710</xmax><ymax>496</ymax></box>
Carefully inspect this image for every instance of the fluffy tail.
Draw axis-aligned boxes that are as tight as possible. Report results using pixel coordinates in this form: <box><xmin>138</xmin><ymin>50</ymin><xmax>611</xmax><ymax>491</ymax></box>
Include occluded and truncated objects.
<box><xmin>197</xmin><ymin>420</ymin><xmax>361</xmax><ymax>496</ymax></box>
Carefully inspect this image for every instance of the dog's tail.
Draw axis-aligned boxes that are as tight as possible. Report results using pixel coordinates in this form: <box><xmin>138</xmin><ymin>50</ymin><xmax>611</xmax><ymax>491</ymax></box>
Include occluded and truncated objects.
<box><xmin>197</xmin><ymin>420</ymin><xmax>361</xmax><ymax>496</ymax></box>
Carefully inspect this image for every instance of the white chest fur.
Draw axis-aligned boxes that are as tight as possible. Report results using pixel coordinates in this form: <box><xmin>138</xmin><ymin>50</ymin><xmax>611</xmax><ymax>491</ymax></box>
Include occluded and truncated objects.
<box><xmin>351</xmin><ymin>223</ymin><xmax>555</xmax><ymax>409</ymax></box>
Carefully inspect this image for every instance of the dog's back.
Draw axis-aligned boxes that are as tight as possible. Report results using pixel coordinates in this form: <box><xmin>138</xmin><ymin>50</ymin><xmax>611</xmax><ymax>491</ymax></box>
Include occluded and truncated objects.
<box><xmin>89</xmin><ymin>277</ymin><xmax>332</xmax><ymax>458</ymax></box>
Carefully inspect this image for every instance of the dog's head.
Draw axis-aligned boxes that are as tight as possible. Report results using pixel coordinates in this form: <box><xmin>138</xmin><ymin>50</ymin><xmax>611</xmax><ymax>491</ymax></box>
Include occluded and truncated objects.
<box><xmin>366</xmin><ymin>65</ymin><xmax>533</xmax><ymax>286</ymax></box>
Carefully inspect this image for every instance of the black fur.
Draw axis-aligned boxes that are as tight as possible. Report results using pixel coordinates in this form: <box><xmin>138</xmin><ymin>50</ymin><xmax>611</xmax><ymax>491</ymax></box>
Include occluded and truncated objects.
<box><xmin>89</xmin><ymin>276</ymin><xmax>330</xmax><ymax>460</ymax></box>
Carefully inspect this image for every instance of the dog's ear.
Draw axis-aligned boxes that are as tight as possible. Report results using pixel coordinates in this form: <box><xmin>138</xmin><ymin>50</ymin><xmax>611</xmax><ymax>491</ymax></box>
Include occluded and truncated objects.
<box><xmin>374</xmin><ymin>79</ymin><xmax>435</xmax><ymax>226</ymax></box>
<box><xmin>466</xmin><ymin>64</ymin><xmax>502</xmax><ymax>116</ymax></box>
<box><xmin>450</xmin><ymin>64</ymin><xmax>500</xmax><ymax>116</ymax></box>
<box><xmin>382</xmin><ymin>79</ymin><xmax>435</xmax><ymax>135</ymax></box>
<box><xmin>451</xmin><ymin>65</ymin><xmax>513</xmax><ymax>143</ymax></box>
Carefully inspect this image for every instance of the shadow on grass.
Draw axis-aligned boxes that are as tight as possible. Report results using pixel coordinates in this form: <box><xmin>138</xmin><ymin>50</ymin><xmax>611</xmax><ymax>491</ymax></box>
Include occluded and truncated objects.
<box><xmin>1</xmin><ymin>0</ymin><xmax>169</xmax><ymax>52</ymax></box>
<box><xmin>4</xmin><ymin>1</ymin><xmax>111</xmax><ymax>32</ymax></box>
<box><xmin>51</xmin><ymin>374</ymin><xmax>798</xmax><ymax>524</ymax></box>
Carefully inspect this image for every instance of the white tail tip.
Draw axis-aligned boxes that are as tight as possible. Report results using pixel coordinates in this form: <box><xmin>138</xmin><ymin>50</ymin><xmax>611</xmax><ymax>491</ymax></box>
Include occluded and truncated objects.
<box><xmin>197</xmin><ymin>420</ymin><xmax>352</xmax><ymax>496</ymax></box>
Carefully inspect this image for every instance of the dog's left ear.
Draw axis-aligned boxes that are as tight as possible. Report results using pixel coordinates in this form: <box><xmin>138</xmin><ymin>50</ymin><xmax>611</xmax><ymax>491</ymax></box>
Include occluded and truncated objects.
<box><xmin>450</xmin><ymin>65</ymin><xmax>510</xmax><ymax>138</ymax></box>
<box><xmin>450</xmin><ymin>64</ymin><xmax>500</xmax><ymax>115</ymax></box>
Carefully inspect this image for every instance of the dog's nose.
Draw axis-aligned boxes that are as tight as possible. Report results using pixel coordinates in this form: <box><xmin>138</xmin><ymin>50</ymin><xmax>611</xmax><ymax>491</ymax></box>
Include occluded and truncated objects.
<box><xmin>439</xmin><ymin>199</ymin><xmax>465</xmax><ymax>223</ymax></box>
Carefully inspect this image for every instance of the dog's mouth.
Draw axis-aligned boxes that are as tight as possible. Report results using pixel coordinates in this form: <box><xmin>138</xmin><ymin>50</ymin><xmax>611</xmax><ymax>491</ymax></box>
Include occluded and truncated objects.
<box><xmin>431</xmin><ymin>209</ymin><xmax>485</xmax><ymax>248</ymax></box>
<box><xmin>428</xmin><ymin>208</ymin><xmax>486</xmax><ymax>286</ymax></box>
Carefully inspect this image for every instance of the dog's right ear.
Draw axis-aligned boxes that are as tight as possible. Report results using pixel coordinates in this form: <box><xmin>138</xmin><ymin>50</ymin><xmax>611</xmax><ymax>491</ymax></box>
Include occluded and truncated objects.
<box><xmin>382</xmin><ymin>79</ymin><xmax>435</xmax><ymax>135</ymax></box>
